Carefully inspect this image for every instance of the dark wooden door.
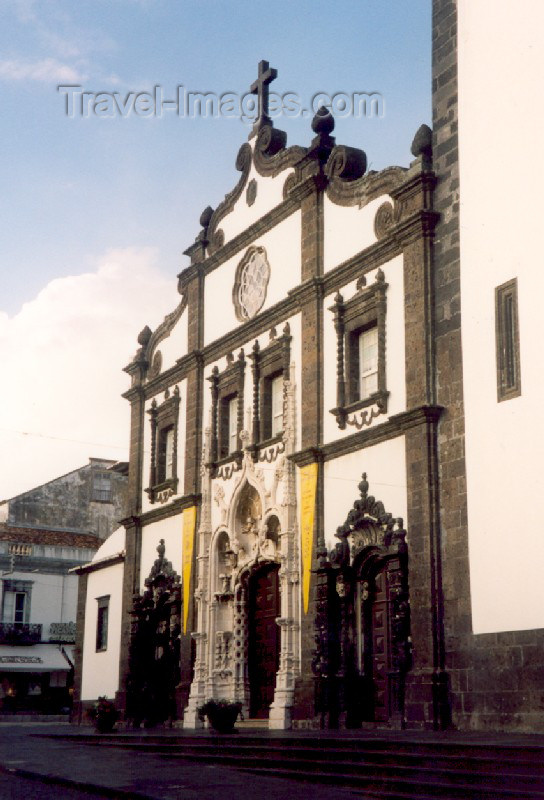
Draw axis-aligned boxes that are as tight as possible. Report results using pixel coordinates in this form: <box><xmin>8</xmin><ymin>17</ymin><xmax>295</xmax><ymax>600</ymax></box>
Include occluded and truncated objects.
<box><xmin>248</xmin><ymin>564</ymin><xmax>280</xmax><ymax>718</ymax></box>
<box><xmin>360</xmin><ymin>565</ymin><xmax>392</xmax><ymax>722</ymax></box>
<box><xmin>370</xmin><ymin>568</ymin><xmax>390</xmax><ymax>721</ymax></box>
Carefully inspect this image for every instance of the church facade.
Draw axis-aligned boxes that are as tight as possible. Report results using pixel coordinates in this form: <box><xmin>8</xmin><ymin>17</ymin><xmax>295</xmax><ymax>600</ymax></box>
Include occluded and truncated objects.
<box><xmin>74</xmin><ymin>0</ymin><xmax>544</xmax><ymax>733</ymax></box>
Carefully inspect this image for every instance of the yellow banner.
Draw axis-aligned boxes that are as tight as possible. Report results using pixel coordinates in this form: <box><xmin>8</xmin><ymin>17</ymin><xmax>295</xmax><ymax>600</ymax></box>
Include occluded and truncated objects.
<box><xmin>182</xmin><ymin>505</ymin><xmax>197</xmax><ymax>634</ymax></box>
<box><xmin>299</xmin><ymin>462</ymin><xmax>318</xmax><ymax>614</ymax></box>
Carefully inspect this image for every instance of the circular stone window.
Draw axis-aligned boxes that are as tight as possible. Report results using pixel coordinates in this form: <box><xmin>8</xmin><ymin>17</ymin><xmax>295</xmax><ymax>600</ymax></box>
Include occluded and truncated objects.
<box><xmin>232</xmin><ymin>246</ymin><xmax>270</xmax><ymax>322</ymax></box>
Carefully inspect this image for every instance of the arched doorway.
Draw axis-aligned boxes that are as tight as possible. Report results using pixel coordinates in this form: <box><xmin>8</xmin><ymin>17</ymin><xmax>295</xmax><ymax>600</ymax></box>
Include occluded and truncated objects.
<box><xmin>313</xmin><ymin>473</ymin><xmax>411</xmax><ymax>728</ymax></box>
<box><xmin>248</xmin><ymin>562</ymin><xmax>280</xmax><ymax>718</ymax></box>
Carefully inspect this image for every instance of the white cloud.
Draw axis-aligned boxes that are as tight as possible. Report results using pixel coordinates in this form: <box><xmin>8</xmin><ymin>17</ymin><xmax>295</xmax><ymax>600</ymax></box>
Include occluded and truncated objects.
<box><xmin>0</xmin><ymin>247</ymin><xmax>176</xmax><ymax>499</ymax></box>
<box><xmin>0</xmin><ymin>57</ymin><xmax>85</xmax><ymax>83</ymax></box>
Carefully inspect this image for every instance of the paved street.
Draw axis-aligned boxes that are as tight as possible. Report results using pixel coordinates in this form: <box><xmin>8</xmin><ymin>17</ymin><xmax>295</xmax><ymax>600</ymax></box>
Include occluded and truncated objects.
<box><xmin>0</xmin><ymin>723</ymin><xmax>363</xmax><ymax>799</ymax></box>
<box><xmin>0</xmin><ymin>770</ymin><xmax>107</xmax><ymax>799</ymax></box>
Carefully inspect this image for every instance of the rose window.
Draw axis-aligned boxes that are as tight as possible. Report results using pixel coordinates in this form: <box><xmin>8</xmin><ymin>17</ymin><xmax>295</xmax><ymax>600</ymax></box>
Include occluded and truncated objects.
<box><xmin>233</xmin><ymin>246</ymin><xmax>270</xmax><ymax>322</ymax></box>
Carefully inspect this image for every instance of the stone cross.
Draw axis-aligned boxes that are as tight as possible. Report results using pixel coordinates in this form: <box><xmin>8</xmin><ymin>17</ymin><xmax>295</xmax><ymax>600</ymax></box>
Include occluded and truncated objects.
<box><xmin>250</xmin><ymin>59</ymin><xmax>277</xmax><ymax>133</ymax></box>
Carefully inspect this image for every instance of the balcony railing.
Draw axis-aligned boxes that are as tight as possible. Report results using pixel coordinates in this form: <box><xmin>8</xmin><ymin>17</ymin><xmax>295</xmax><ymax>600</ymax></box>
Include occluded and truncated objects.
<box><xmin>0</xmin><ymin>623</ymin><xmax>42</xmax><ymax>644</ymax></box>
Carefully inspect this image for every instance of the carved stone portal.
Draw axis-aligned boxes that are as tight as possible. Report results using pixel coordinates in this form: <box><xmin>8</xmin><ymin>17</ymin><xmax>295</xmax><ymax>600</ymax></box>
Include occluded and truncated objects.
<box><xmin>125</xmin><ymin>540</ymin><xmax>182</xmax><ymax>727</ymax></box>
<box><xmin>313</xmin><ymin>473</ymin><xmax>411</xmax><ymax>728</ymax></box>
<box><xmin>184</xmin><ymin>370</ymin><xmax>299</xmax><ymax>729</ymax></box>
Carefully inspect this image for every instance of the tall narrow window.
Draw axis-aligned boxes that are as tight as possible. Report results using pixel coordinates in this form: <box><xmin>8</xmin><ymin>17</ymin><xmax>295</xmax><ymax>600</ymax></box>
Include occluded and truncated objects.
<box><xmin>164</xmin><ymin>427</ymin><xmax>175</xmax><ymax>480</ymax></box>
<box><xmin>271</xmin><ymin>374</ymin><xmax>284</xmax><ymax>436</ymax></box>
<box><xmin>13</xmin><ymin>593</ymin><xmax>26</xmax><ymax>625</ymax></box>
<box><xmin>359</xmin><ymin>326</ymin><xmax>378</xmax><ymax>399</ymax></box>
<box><xmin>496</xmin><ymin>279</ymin><xmax>521</xmax><ymax>402</ymax></box>
<box><xmin>157</xmin><ymin>425</ymin><xmax>175</xmax><ymax>483</ymax></box>
<box><xmin>96</xmin><ymin>596</ymin><xmax>109</xmax><ymax>652</ymax></box>
<box><xmin>228</xmin><ymin>396</ymin><xmax>238</xmax><ymax>454</ymax></box>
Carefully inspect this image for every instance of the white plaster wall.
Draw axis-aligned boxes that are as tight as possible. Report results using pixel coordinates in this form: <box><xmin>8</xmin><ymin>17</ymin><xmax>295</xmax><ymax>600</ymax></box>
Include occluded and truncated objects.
<box><xmin>141</xmin><ymin>379</ymin><xmax>186</xmax><ymax>514</ymax></box>
<box><xmin>323</xmin><ymin>257</ymin><xmax>405</xmax><ymax>444</ymax></box>
<box><xmin>7</xmin><ymin>570</ymin><xmax>78</xmax><ymax>639</ymax></box>
<box><xmin>154</xmin><ymin>304</ymin><xmax>189</xmax><ymax>373</ymax></box>
<box><xmin>81</xmin><ymin>561</ymin><xmax>124</xmax><ymax>700</ymax></box>
<box><xmin>324</xmin><ymin>195</ymin><xmax>389</xmax><ymax>272</ymax></box>
<box><xmin>203</xmin><ymin>212</ymin><xmax>301</xmax><ymax>347</ymax></box>
<box><xmin>220</xmin><ymin>161</ymin><xmax>294</xmax><ymax>244</ymax></box>
<box><xmin>323</xmin><ymin>436</ymin><xmax>407</xmax><ymax>550</ymax></box>
<box><xmin>140</xmin><ymin>515</ymin><xmax>183</xmax><ymax>592</ymax></box>
<box><xmin>458</xmin><ymin>0</ymin><xmax>544</xmax><ymax>633</ymax></box>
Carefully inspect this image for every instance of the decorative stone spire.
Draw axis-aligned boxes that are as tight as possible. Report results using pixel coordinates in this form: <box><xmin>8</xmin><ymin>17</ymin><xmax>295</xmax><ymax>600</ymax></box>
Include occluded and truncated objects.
<box><xmin>308</xmin><ymin>106</ymin><xmax>336</xmax><ymax>162</ymax></box>
<box><xmin>411</xmin><ymin>123</ymin><xmax>433</xmax><ymax>166</ymax></box>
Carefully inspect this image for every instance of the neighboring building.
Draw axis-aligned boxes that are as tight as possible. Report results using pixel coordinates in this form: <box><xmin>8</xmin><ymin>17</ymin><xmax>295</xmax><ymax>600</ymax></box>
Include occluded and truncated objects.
<box><xmin>75</xmin><ymin>1</ymin><xmax>544</xmax><ymax>735</ymax></box>
<box><xmin>0</xmin><ymin>523</ymin><xmax>99</xmax><ymax>713</ymax></box>
<box><xmin>1</xmin><ymin>458</ymin><xmax>128</xmax><ymax>541</ymax></box>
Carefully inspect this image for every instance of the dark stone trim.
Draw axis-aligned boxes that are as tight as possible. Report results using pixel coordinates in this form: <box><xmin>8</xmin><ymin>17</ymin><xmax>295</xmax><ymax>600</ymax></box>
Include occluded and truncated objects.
<box><xmin>232</xmin><ymin>246</ymin><xmax>271</xmax><ymax>323</ymax></box>
<box><xmin>206</xmin><ymin>143</ymin><xmax>252</xmax><ymax>255</ymax></box>
<box><xmin>203</xmin><ymin>295</ymin><xmax>300</xmax><ymax>366</ymax></box>
<box><xmin>322</xmin><ymin>238</ymin><xmax>402</xmax><ymax>298</ymax></box>
<box><xmin>326</xmin><ymin>165</ymin><xmax>406</xmax><ymax>208</ymax></box>
<box><xmin>288</xmin><ymin>446</ymin><xmax>324</xmax><ymax>468</ymax></box>
<box><xmin>73</xmin><ymin>552</ymin><xmax>125</xmax><ymax>576</ymax></box>
<box><xmin>253</xmin><ymin>124</ymin><xmax>307</xmax><ymax>177</ymax></box>
<box><xmin>71</xmin><ymin>570</ymin><xmax>88</xmax><ymax>724</ymax></box>
<box><xmin>328</xmin><ymin>270</ymin><xmax>388</xmax><ymax>429</ymax></box>
<box><xmin>249</xmin><ymin>326</ymin><xmax>291</xmax><ymax>445</ymax></box>
<box><xmin>289</xmin><ymin>405</ymin><xmax>444</xmax><ymax>465</ymax></box>
<box><xmin>495</xmin><ymin>277</ymin><xmax>522</xmax><ymax>402</ymax></box>
<box><xmin>139</xmin><ymin>493</ymin><xmax>201</xmax><ymax>527</ymax></box>
<box><xmin>178</xmin><ymin>193</ymin><xmax>303</xmax><ymax>290</ymax></box>
<box><xmin>207</xmin><ymin>350</ymin><xmax>245</xmax><ymax>468</ymax></box>
<box><xmin>145</xmin><ymin>294</ymin><xmax>188</xmax><ymax>371</ymax></box>
<box><xmin>145</xmin><ymin>386</ymin><xmax>181</xmax><ymax>504</ymax></box>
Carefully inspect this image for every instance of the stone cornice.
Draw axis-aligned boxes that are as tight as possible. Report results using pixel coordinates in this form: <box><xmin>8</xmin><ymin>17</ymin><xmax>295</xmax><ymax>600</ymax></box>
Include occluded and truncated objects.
<box><xmin>392</xmin><ymin>210</ymin><xmax>440</xmax><ymax>246</ymax></box>
<box><xmin>72</xmin><ymin>551</ymin><xmax>125</xmax><ymax>576</ymax></box>
<box><xmin>201</xmin><ymin>294</ymin><xmax>300</xmax><ymax>366</ymax></box>
<box><xmin>288</xmin><ymin>405</ymin><xmax>444</xmax><ymax>465</ymax></box>
<box><xmin>139</xmin><ymin>493</ymin><xmax>201</xmax><ymax>527</ymax></box>
<box><xmin>142</xmin><ymin>352</ymin><xmax>202</xmax><ymax>400</ymax></box>
<box><xmin>203</xmin><ymin>194</ymin><xmax>301</xmax><ymax>277</ymax></box>
<box><xmin>322</xmin><ymin>237</ymin><xmax>403</xmax><ymax>298</ymax></box>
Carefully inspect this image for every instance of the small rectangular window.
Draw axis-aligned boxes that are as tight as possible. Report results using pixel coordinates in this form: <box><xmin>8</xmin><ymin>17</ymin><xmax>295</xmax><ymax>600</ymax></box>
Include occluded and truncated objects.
<box><xmin>93</xmin><ymin>473</ymin><xmax>112</xmax><ymax>503</ymax></box>
<box><xmin>496</xmin><ymin>279</ymin><xmax>521</xmax><ymax>402</ymax></box>
<box><xmin>96</xmin><ymin>596</ymin><xmax>109</xmax><ymax>652</ymax></box>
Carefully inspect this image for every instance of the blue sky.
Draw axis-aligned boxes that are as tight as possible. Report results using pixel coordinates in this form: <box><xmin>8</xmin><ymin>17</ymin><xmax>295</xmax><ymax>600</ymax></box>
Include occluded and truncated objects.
<box><xmin>1</xmin><ymin>0</ymin><xmax>431</xmax><ymax>315</ymax></box>
<box><xmin>0</xmin><ymin>0</ymin><xmax>431</xmax><ymax>499</ymax></box>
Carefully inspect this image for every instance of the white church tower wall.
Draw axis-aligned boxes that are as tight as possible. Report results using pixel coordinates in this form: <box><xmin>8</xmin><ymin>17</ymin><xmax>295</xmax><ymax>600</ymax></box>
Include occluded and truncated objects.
<box><xmin>458</xmin><ymin>0</ymin><xmax>544</xmax><ymax>634</ymax></box>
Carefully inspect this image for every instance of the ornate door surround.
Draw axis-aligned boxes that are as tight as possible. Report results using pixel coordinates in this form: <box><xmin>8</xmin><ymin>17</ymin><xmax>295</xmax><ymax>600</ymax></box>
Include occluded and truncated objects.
<box><xmin>314</xmin><ymin>473</ymin><xmax>411</xmax><ymax>728</ymax></box>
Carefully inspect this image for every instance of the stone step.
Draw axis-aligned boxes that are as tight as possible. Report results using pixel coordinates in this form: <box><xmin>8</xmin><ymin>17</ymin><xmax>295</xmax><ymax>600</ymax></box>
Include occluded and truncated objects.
<box><xmin>79</xmin><ymin>734</ymin><xmax>544</xmax><ymax>771</ymax></box>
<box><xmin>236</xmin><ymin>719</ymin><xmax>269</xmax><ymax>730</ymax></box>
<box><xmin>49</xmin><ymin>732</ymin><xmax>544</xmax><ymax>799</ymax></box>
<box><xmin>238</xmin><ymin>764</ymin><xmax>544</xmax><ymax>800</ymax></box>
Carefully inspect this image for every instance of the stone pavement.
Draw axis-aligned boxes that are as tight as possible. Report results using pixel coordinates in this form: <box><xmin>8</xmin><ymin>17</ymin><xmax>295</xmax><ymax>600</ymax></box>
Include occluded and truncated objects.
<box><xmin>0</xmin><ymin>722</ymin><xmax>363</xmax><ymax>799</ymax></box>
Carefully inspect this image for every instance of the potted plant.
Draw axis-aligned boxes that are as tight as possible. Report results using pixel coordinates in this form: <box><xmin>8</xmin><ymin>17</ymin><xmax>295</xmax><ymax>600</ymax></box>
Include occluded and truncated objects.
<box><xmin>87</xmin><ymin>696</ymin><xmax>119</xmax><ymax>733</ymax></box>
<box><xmin>198</xmin><ymin>699</ymin><xmax>242</xmax><ymax>733</ymax></box>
